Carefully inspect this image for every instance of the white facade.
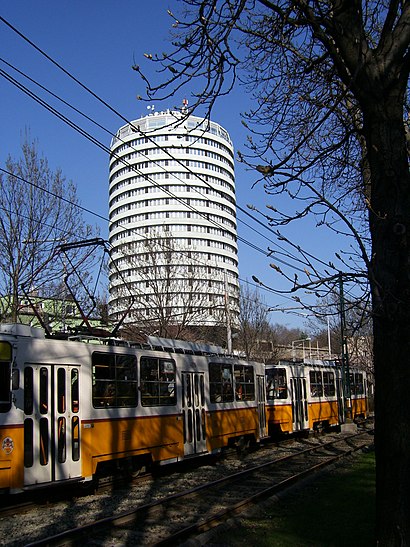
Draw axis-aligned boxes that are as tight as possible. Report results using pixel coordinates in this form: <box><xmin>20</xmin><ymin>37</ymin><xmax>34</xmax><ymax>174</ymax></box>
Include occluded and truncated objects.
<box><xmin>108</xmin><ymin>109</ymin><xmax>239</xmax><ymax>329</ymax></box>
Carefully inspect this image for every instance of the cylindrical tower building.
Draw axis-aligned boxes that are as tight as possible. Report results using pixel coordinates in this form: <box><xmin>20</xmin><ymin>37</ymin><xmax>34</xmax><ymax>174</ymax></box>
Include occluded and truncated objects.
<box><xmin>108</xmin><ymin>109</ymin><xmax>239</xmax><ymax>338</ymax></box>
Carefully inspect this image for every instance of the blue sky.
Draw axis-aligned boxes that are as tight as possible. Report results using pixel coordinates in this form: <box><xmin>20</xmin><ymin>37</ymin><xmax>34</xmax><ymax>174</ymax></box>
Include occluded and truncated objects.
<box><xmin>0</xmin><ymin>1</ymin><xmax>346</xmax><ymax>330</ymax></box>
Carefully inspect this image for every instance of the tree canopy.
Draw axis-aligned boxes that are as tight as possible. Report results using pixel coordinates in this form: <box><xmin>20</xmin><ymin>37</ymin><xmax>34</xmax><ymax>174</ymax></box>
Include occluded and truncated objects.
<box><xmin>0</xmin><ymin>136</ymin><xmax>98</xmax><ymax>329</ymax></box>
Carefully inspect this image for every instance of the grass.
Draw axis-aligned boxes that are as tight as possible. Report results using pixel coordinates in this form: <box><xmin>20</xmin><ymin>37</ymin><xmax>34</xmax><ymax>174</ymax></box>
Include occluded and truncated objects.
<box><xmin>207</xmin><ymin>449</ymin><xmax>376</xmax><ymax>546</ymax></box>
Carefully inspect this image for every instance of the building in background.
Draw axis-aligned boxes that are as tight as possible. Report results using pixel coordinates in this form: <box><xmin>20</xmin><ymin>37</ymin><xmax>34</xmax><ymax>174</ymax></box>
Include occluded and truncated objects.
<box><xmin>108</xmin><ymin>107</ymin><xmax>239</xmax><ymax>342</ymax></box>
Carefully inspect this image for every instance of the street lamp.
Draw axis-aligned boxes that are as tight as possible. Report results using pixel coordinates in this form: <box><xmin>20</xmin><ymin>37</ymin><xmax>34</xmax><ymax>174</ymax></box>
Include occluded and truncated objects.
<box><xmin>291</xmin><ymin>337</ymin><xmax>311</xmax><ymax>361</ymax></box>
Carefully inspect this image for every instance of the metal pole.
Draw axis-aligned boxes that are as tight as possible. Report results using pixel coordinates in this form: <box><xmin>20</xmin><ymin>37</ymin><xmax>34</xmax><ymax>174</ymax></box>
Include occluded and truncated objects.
<box><xmin>224</xmin><ymin>270</ymin><xmax>232</xmax><ymax>354</ymax></box>
<box><xmin>327</xmin><ymin>317</ymin><xmax>332</xmax><ymax>358</ymax></box>
<box><xmin>339</xmin><ymin>273</ymin><xmax>352</xmax><ymax>421</ymax></box>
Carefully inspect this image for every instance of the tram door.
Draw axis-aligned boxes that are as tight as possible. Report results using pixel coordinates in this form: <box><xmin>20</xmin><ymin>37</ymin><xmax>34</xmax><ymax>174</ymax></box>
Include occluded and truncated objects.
<box><xmin>181</xmin><ymin>372</ymin><xmax>207</xmax><ymax>456</ymax></box>
<box><xmin>256</xmin><ymin>375</ymin><xmax>268</xmax><ymax>439</ymax></box>
<box><xmin>23</xmin><ymin>364</ymin><xmax>82</xmax><ymax>487</ymax></box>
<box><xmin>291</xmin><ymin>377</ymin><xmax>309</xmax><ymax>431</ymax></box>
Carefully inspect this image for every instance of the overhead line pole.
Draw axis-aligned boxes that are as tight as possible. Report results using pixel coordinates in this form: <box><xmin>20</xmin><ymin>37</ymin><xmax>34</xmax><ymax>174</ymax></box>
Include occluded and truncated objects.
<box><xmin>339</xmin><ymin>272</ymin><xmax>352</xmax><ymax>421</ymax></box>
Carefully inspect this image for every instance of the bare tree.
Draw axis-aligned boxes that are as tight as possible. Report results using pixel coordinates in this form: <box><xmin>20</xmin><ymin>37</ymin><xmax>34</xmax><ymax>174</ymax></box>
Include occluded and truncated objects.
<box><xmin>307</xmin><ymin>291</ymin><xmax>373</xmax><ymax>360</ymax></box>
<box><xmin>0</xmin><ymin>136</ymin><xmax>95</xmax><ymax>325</ymax></box>
<box><xmin>236</xmin><ymin>286</ymin><xmax>322</xmax><ymax>359</ymax></box>
<box><xmin>110</xmin><ymin>229</ymin><xmax>233</xmax><ymax>340</ymax></box>
<box><xmin>237</xmin><ymin>282</ymin><xmax>274</xmax><ymax>360</ymax></box>
<box><xmin>136</xmin><ymin>2</ymin><xmax>410</xmax><ymax>542</ymax></box>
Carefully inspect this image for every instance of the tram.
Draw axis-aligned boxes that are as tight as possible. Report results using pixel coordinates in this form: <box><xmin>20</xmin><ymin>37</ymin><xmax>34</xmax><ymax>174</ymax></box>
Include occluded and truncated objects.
<box><xmin>265</xmin><ymin>359</ymin><xmax>369</xmax><ymax>435</ymax></box>
<box><xmin>0</xmin><ymin>323</ymin><xmax>370</xmax><ymax>494</ymax></box>
<box><xmin>0</xmin><ymin>323</ymin><xmax>267</xmax><ymax>493</ymax></box>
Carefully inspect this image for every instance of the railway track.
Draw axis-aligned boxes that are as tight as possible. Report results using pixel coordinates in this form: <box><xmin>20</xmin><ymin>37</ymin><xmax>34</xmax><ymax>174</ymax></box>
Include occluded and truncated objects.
<box><xmin>24</xmin><ymin>429</ymin><xmax>373</xmax><ymax>546</ymax></box>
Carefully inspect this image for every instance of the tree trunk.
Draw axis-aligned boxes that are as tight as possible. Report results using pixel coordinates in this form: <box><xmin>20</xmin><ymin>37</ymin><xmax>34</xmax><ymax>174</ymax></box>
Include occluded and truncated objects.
<box><xmin>364</xmin><ymin>98</ymin><xmax>410</xmax><ymax>544</ymax></box>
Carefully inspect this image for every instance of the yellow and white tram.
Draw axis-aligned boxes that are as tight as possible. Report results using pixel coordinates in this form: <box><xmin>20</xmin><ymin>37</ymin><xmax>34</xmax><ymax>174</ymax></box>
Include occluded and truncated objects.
<box><xmin>0</xmin><ymin>324</ymin><xmax>267</xmax><ymax>493</ymax></box>
<box><xmin>265</xmin><ymin>359</ymin><xmax>369</xmax><ymax>436</ymax></box>
<box><xmin>0</xmin><ymin>323</ymin><xmax>370</xmax><ymax>494</ymax></box>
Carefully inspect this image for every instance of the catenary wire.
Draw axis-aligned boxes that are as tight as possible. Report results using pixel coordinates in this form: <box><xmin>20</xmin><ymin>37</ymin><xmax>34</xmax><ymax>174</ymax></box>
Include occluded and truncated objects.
<box><xmin>0</xmin><ymin>16</ymin><xmax>336</xmax><ymax>272</ymax></box>
<box><xmin>0</xmin><ymin>77</ymin><xmax>340</xmax><ymax>318</ymax></box>
<box><xmin>0</xmin><ymin>65</ymin><xmax>312</xmax><ymax>281</ymax></box>
<box><xmin>0</xmin><ymin>16</ymin><xmax>353</xmax><ymax>318</ymax></box>
<box><xmin>1</xmin><ymin>165</ymin><xmax>307</xmax><ymax>317</ymax></box>
<box><xmin>0</xmin><ymin>55</ymin><xmax>312</xmax><ymax>272</ymax></box>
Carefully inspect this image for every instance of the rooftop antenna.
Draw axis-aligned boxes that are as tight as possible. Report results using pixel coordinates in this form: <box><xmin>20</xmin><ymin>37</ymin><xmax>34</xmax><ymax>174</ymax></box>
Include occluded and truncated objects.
<box><xmin>147</xmin><ymin>104</ymin><xmax>155</xmax><ymax>114</ymax></box>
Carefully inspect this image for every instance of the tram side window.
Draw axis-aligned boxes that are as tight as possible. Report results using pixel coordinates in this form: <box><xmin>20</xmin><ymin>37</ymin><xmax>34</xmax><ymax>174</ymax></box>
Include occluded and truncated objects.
<box><xmin>323</xmin><ymin>371</ymin><xmax>336</xmax><ymax>396</ymax></box>
<box><xmin>92</xmin><ymin>352</ymin><xmax>138</xmax><ymax>408</ymax></box>
<box><xmin>349</xmin><ymin>372</ymin><xmax>364</xmax><ymax>395</ymax></box>
<box><xmin>349</xmin><ymin>373</ymin><xmax>354</xmax><ymax>395</ymax></box>
<box><xmin>140</xmin><ymin>357</ymin><xmax>176</xmax><ymax>406</ymax></box>
<box><xmin>234</xmin><ymin>364</ymin><xmax>255</xmax><ymax>401</ymax></box>
<box><xmin>309</xmin><ymin>371</ymin><xmax>323</xmax><ymax>397</ymax></box>
<box><xmin>0</xmin><ymin>342</ymin><xmax>12</xmax><ymax>412</ymax></box>
<box><xmin>266</xmin><ymin>368</ymin><xmax>287</xmax><ymax>400</ymax></box>
<box><xmin>209</xmin><ymin>363</ymin><xmax>234</xmax><ymax>403</ymax></box>
<box><xmin>355</xmin><ymin>373</ymin><xmax>364</xmax><ymax>394</ymax></box>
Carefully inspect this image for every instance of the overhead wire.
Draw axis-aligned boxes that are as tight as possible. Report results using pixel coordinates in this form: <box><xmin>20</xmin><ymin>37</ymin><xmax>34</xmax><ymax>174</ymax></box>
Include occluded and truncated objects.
<box><xmin>1</xmin><ymin>165</ymin><xmax>305</xmax><ymax>328</ymax></box>
<box><xmin>0</xmin><ymin>61</ymin><xmax>312</xmax><ymax>287</ymax></box>
<box><xmin>0</xmin><ymin>56</ymin><xmax>309</xmax><ymax>274</ymax></box>
<box><xmin>0</xmin><ymin>15</ymin><xmax>335</xmax><ymax>272</ymax></box>
<box><xmin>0</xmin><ymin>15</ymin><xmax>347</xmax><ymax>318</ymax></box>
<box><xmin>0</xmin><ymin>140</ymin><xmax>326</xmax><ymax>325</ymax></box>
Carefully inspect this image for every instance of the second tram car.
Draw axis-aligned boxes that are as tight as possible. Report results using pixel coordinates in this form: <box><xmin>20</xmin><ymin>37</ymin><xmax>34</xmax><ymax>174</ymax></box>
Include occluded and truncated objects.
<box><xmin>265</xmin><ymin>360</ymin><xmax>369</xmax><ymax>436</ymax></box>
